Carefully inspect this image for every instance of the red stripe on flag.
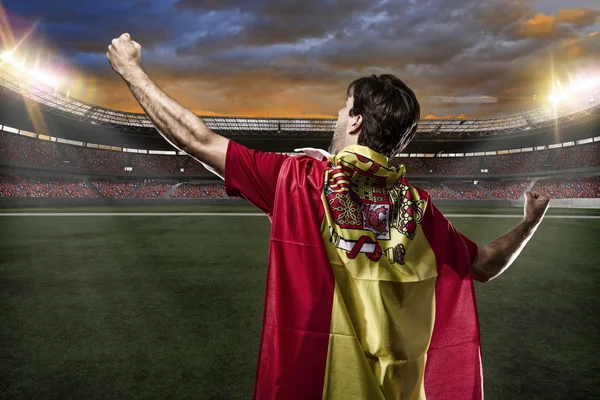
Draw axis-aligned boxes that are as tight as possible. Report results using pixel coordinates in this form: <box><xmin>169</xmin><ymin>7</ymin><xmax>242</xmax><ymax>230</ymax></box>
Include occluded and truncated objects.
<box><xmin>340</xmin><ymin>165</ymin><xmax>354</xmax><ymax>174</ymax></box>
<box><xmin>419</xmin><ymin>191</ymin><xmax>483</xmax><ymax>400</ymax></box>
<box><xmin>331</xmin><ymin>174</ymin><xmax>349</xmax><ymax>183</ymax></box>
<box><xmin>329</xmin><ymin>182</ymin><xmax>350</xmax><ymax>190</ymax></box>
<box><xmin>365</xmin><ymin>162</ymin><xmax>380</xmax><ymax>175</ymax></box>
<box><xmin>254</xmin><ymin>156</ymin><xmax>335</xmax><ymax>400</ymax></box>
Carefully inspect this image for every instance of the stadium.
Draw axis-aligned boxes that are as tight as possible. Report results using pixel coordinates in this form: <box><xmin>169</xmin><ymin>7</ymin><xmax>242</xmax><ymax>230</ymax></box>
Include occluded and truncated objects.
<box><xmin>1</xmin><ymin>48</ymin><xmax>600</xmax><ymax>399</ymax></box>
<box><xmin>1</xmin><ymin>59</ymin><xmax>599</xmax><ymax>207</ymax></box>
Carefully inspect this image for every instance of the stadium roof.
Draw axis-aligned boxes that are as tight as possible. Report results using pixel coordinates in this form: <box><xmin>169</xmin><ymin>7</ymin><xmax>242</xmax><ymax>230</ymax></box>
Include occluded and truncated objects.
<box><xmin>1</xmin><ymin>64</ymin><xmax>600</xmax><ymax>139</ymax></box>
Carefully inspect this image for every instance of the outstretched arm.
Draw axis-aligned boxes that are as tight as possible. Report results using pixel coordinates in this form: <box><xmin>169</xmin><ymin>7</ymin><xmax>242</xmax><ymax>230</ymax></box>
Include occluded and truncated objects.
<box><xmin>106</xmin><ymin>33</ymin><xmax>228</xmax><ymax>176</ymax></box>
<box><xmin>472</xmin><ymin>191</ymin><xmax>550</xmax><ymax>283</ymax></box>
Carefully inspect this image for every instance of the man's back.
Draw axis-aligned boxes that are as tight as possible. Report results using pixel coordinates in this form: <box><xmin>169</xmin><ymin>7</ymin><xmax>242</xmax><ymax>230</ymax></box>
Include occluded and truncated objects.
<box><xmin>226</xmin><ymin>142</ymin><xmax>482</xmax><ymax>400</ymax></box>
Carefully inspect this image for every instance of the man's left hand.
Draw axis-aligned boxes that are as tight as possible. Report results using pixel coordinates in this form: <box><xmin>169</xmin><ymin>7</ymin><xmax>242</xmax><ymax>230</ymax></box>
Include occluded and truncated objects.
<box><xmin>107</xmin><ymin>33</ymin><xmax>142</xmax><ymax>81</ymax></box>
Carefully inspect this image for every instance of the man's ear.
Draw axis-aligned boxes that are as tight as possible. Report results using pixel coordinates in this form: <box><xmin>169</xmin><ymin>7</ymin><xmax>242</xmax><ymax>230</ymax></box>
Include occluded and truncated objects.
<box><xmin>349</xmin><ymin>114</ymin><xmax>362</xmax><ymax>136</ymax></box>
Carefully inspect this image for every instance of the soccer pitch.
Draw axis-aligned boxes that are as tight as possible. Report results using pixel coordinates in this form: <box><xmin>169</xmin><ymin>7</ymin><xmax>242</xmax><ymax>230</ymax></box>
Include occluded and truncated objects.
<box><xmin>1</xmin><ymin>206</ymin><xmax>599</xmax><ymax>400</ymax></box>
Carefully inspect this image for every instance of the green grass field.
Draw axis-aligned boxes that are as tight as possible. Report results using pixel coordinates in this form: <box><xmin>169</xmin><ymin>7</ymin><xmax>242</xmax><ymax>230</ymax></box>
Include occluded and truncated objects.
<box><xmin>1</xmin><ymin>205</ymin><xmax>599</xmax><ymax>399</ymax></box>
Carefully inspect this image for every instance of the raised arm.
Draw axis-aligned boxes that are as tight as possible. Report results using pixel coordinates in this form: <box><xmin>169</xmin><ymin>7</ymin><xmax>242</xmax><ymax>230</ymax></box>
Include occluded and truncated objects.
<box><xmin>471</xmin><ymin>191</ymin><xmax>550</xmax><ymax>283</ymax></box>
<box><xmin>106</xmin><ymin>33</ymin><xmax>228</xmax><ymax>176</ymax></box>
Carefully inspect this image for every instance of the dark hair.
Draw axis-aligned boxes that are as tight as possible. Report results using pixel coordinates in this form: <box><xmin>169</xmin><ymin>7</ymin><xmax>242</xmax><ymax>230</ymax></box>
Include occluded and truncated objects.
<box><xmin>346</xmin><ymin>74</ymin><xmax>420</xmax><ymax>157</ymax></box>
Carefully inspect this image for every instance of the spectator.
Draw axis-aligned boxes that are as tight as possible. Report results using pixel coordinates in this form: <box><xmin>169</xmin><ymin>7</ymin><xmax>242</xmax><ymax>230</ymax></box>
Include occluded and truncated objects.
<box><xmin>1</xmin><ymin>130</ymin><xmax>599</xmax><ymax>176</ymax></box>
<box><xmin>443</xmin><ymin>181</ymin><xmax>489</xmax><ymax>199</ymax></box>
<box><xmin>0</xmin><ymin>173</ymin><xmax>97</xmax><ymax>198</ymax></box>
<box><xmin>133</xmin><ymin>181</ymin><xmax>175</xmax><ymax>198</ymax></box>
<box><xmin>532</xmin><ymin>176</ymin><xmax>600</xmax><ymax>198</ymax></box>
<box><xmin>478</xmin><ymin>180</ymin><xmax>529</xmax><ymax>199</ymax></box>
<box><xmin>0</xmin><ymin>131</ymin><xmax>208</xmax><ymax>174</ymax></box>
<box><xmin>90</xmin><ymin>179</ymin><xmax>138</xmax><ymax>198</ymax></box>
<box><xmin>170</xmin><ymin>183</ymin><xmax>229</xmax><ymax>198</ymax></box>
<box><xmin>413</xmin><ymin>182</ymin><xmax>456</xmax><ymax>199</ymax></box>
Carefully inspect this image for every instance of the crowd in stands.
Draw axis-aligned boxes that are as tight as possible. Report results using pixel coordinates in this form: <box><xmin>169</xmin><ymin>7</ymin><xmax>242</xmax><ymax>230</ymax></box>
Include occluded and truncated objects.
<box><xmin>0</xmin><ymin>173</ymin><xmax>97</xmax><ymax>198</ymax></box>
<box><xmin>433</xmin><ymin>158</ymin><xmax>482</xmax><ymax>175</ymax></box>
<box><xmin>477</xmin><ymin>180</ymin><xmax>530</xmax><ymax>199</ymax></box>
<box><xmin>63</xmin><ymin>147</ymin><xmax>125</xmax><ymax>173</ymax></box>
<box><xmin>551</xmin><ymin>144</ymin><xmax>600</xmax><ymax>171</ymax></box>
<box><xmin>0</xmin><ymin>131</ymin><xmax>208</xmax><ymax>175</ymax></box>
<box><xmin>2</xmin><ymin>131</ymin><xmax>599</xmax><ymax>176</ymax></box>
<box><xmin>482</xmin><ymin>151</ymin><xmax>547</xmax><ymax>174</ymax></box>
<box><xmin>133</xmin><ymin>181</ymin><xmax>175</xmax><ymax>198</ymax></box>
<box><xmin>170</xmin><ymin>184</ymin><xmax>229</xmax><ymax>199</ymax></box>
<box><xmin>443</xmin><ymin>181</ymin><xmax>489</xmax><ymax>199</ymax></box>
<box><xmin>532</xmin><ymin>176</ymin><xmax>600</xmax><ymax>198</ymax></box>
<box><xmin>90</xmin><ymin>179</ymin><xmax>138</xmax><ymax>198</ymax></box>
<box><xmin>392</xmin><ymin>157</ymin><xmax>482</xmax><ymax>175</ymax></box>
<box><xmin>0</xmin><ymin>131</ymin><xmax>65</xmax><ymax>167</ymax></box>
<box><xmin>393</xmin><ymin>141</ymin><xmax>600</xmax><ymax>175</ymax></box>
<box><xmin>130</xmin><ymin>153</ymin><xmax>207</xmax><ymax>174</ymax></box>
<box><xmin>415</xmin><ymin>182</ymin><xmax>456</xmax><ymax>199</ymax></box>
<box><xmin>1</xmin><ymin>171</ymin><xmax>598</xmax><ymax>199</ymax></box>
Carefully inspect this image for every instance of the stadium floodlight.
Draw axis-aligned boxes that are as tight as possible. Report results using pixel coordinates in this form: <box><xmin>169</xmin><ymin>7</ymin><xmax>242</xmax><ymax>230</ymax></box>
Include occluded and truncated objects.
<box><xmin>0</xmin><ymin>50</ymin><xmax>61</xmax><ymax>89</ymax></box>
<box><xmin>0</xmin><ymin>50</ymin><xmax>14</xmax><ymax>62</ymax></box>
<box><xmin>568</xmin><ymin>75</ymin><xmax>600</xmax><ymax>93</ymax></box>
<box><xmin>548</xmin><ymin>91</ymin><xmax>568</xmax><ymax>105</ymax></box>
<box><xmin>547</xmin><ymin>72</ymin><xmax>600</xmax><ymax>106</ymax></box>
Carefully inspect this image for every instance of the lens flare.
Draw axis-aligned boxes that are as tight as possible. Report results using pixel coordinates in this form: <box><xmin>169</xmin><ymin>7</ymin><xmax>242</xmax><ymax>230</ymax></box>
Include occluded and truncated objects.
<box><xmin>547</xmin><ymin>72</ymin><xmax>600</xmax><ymax>106</ymax></box>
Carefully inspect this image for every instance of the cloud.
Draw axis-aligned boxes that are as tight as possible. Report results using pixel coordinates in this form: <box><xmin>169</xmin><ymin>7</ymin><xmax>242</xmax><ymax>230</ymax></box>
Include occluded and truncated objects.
<box><xmin>518</xmin><ymin>13</ymin><xmax>563</xmax><ymax>38</ymax></box>
<box><xmin>5</xmin><ymin>0</ymin><xmax>185</xmax><ymax>55</ymax></box>
<box><xmin>174</xmin><ymin>0</ymin><xmax>245</xmax><ymax>12</ymax></box>
<box><xmin>555</xmin><ymin>30</ymin><xmax>600</xmax><ymax>61</ymax></box>
<box><xmin>557</xmin><ymin>8</ymin><xmax>600</xmax><ymax>27</ymax></box>
<box><xmin>476</xmin><ymin>0</ymin><xmax>534</xmax><ymax>35</ymax></box>
<box><xmin>3</xmin><ymin>0</ymin><xmax>600</xmax><ymax>118</ymax></box>
<box><xmin>508</xmin><ymin>8</ymin><xmax>599</xmax><ymax>39</ymax></box>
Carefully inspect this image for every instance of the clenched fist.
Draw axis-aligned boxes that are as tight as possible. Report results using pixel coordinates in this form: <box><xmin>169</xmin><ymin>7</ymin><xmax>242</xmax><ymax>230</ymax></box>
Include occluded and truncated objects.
<box><xmin>524</xmin><ymin>191</ymin><xmax>550</xmax><ymax>226</ymax></box>
<box><xmin>107</xmin><ymin>33</ymin><xmax>142</xmax><ymax>81</ymax></box>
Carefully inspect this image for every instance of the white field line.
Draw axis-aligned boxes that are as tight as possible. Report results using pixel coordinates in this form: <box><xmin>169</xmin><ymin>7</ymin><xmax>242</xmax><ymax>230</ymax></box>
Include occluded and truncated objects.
<box><xmin>0</xmin><ymin>213</ymin><xmax>599</xmax><ymax>219</ymax></box>
<box><xmin>446</xmin><ymin>214</ymin><xmax>600</xmax><ymax>219</ymax></box>
<box><xmin>0</xmin><ymin>212</ymin><xmax>264</xmax><ymax>217</ymax></box>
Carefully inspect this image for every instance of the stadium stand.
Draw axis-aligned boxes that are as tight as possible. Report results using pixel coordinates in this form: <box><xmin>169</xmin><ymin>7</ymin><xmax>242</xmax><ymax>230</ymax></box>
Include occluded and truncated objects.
<box><xmin>443</xmin><ymin>181</ymin><xmax>489</xmax><ymax>199</ymax></box>
<box><xmin>0</xmin><ymin>131</ymin><xmax>208</xmax><ymax>175</ymax></box>
<box><xmin>2</xmin><ymin>130</ymin><xmax>599</xmax><ymax>176</ymax></box>
<box><xmin>390</xmin><ymin>157</ymin><xmax>428</xmax><ymax>174</ymax></box>
<box><xmin>0</xmin><ymin>173</ymin><xmax>97</xmax><ymax>198</ymax></box>
<box><xmin>133</xmin><ymin>181</ymin><xmax>175</xmax><ymax>199</ymax></box>
<box><xmin>169</xmin><ymin>183</ymin><xmax>229</xmax><ymax>199</ymax></box>
<box><xmin>130</xmin><ymin>153</ymin><xmax>208</xmax><ymax>174</ymax></box>
<box><xmin>1</xmin><ymin>129</ymin><xmax>599</xmax><ymax>201</ymax></box>
<box><xmin>395</xmin><ymin>142</ymin><xmax>600</xmax><ymax>175</ymax></box>
<box><xmin>63</xmin><ymin>146</ymin><xmax>126</xmax><ymax>173</ymax></box>
<box><xmin>478</xmin><ymin>180</ymin><xmax>530</xmax><ymax>199</ymax></box>
<box><xmin>1</xmin><ymin>172</ymin><xmax>598</xmax><ymax>200</ymax></box>
<box><xmin>0</xmin><ymin>130</ymin><xmax>65</xmax><ymax>167</ymax></box>
<box><xmin>90</xmin><ymin>179</ymin><xmax>138</xmax><ymax>199</ymax></box>
<box><xmin>532</xmin><ymin>176</ymin><xmax>600</xmax><ymax>198</ymax></box>
<box><xmin>415</xmin><ymin>182</ymin><xmax>457</xmax><ymax>199</ymax></box>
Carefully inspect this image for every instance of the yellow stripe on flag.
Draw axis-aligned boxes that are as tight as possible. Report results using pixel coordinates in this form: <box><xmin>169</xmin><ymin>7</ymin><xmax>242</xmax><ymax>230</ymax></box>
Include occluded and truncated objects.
<box><xmin>320</xmin><ymin>146</ymin><xmax>438</xmax><ymax>399</ymax></box>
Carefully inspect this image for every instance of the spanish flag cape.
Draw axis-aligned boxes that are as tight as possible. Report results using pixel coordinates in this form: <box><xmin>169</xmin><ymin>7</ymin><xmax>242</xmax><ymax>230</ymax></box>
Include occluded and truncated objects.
<box><xmin>255</xmin><ymin>145</ymin><xmax>482</xmax><ymax>400</ymax></box>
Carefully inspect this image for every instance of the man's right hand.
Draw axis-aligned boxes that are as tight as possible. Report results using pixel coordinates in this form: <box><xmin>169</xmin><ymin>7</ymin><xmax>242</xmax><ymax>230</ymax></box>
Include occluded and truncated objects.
<box><xmin>524</xmin><ymin>191</ymin><xmax>550</xmax><ymax>226</ymax></box>
<box><xmin>107</xmin><ymin>33</ymin><xmax>143</xmax><ymax>82</ymax></box>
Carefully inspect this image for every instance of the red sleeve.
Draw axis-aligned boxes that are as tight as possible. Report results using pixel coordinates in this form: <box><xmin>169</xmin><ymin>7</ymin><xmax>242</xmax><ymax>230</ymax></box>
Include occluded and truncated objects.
<box><xmin>423</xmin><ymin>199</ymin><xmax>479</xmax><ymax>269</ymax></box>
<box><xmin>224</xmin><ymin>140</ymin><xmax>289</xmax><ymax>215</ymax></box>
<box><xmin>459</xmin><ymin>232</ymin><xmax>479</xmax><ymax>265</ymax></box>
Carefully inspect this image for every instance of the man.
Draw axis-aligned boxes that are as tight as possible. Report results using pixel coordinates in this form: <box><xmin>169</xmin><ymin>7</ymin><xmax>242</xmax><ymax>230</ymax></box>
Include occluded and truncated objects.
<box><xmin>107</xmin><ymin>33</ymin><xmax>550</xmax><ymax>400</ymax></box>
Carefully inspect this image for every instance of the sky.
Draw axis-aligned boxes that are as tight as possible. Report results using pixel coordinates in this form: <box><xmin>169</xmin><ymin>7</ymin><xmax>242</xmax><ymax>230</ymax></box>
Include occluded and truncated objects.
<box><xmin>1</xmin><ymin>0</ymin><xmax>599</xmax><ymax>118</ymax></box>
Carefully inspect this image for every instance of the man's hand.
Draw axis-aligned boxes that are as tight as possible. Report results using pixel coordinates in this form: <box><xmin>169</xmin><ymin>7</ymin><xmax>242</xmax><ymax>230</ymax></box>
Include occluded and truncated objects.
<box><xmin>524</xmin><ymin>191</ymin><xmax>550</xmax><ymax>226</ymax></box>
<box><xmin>107</xmin><ymin>33</ymin><xmax>142</xmax><ymax>81</ymax></box>
<box><xmin>472</xmin><ymin>190</ymin><xmax>550</xmax><ymax>282</ymax></box>
<box><xmin>105</xmin><ymin>33</ymin><xmax>228</xmax><ymax>176</ymax></box>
